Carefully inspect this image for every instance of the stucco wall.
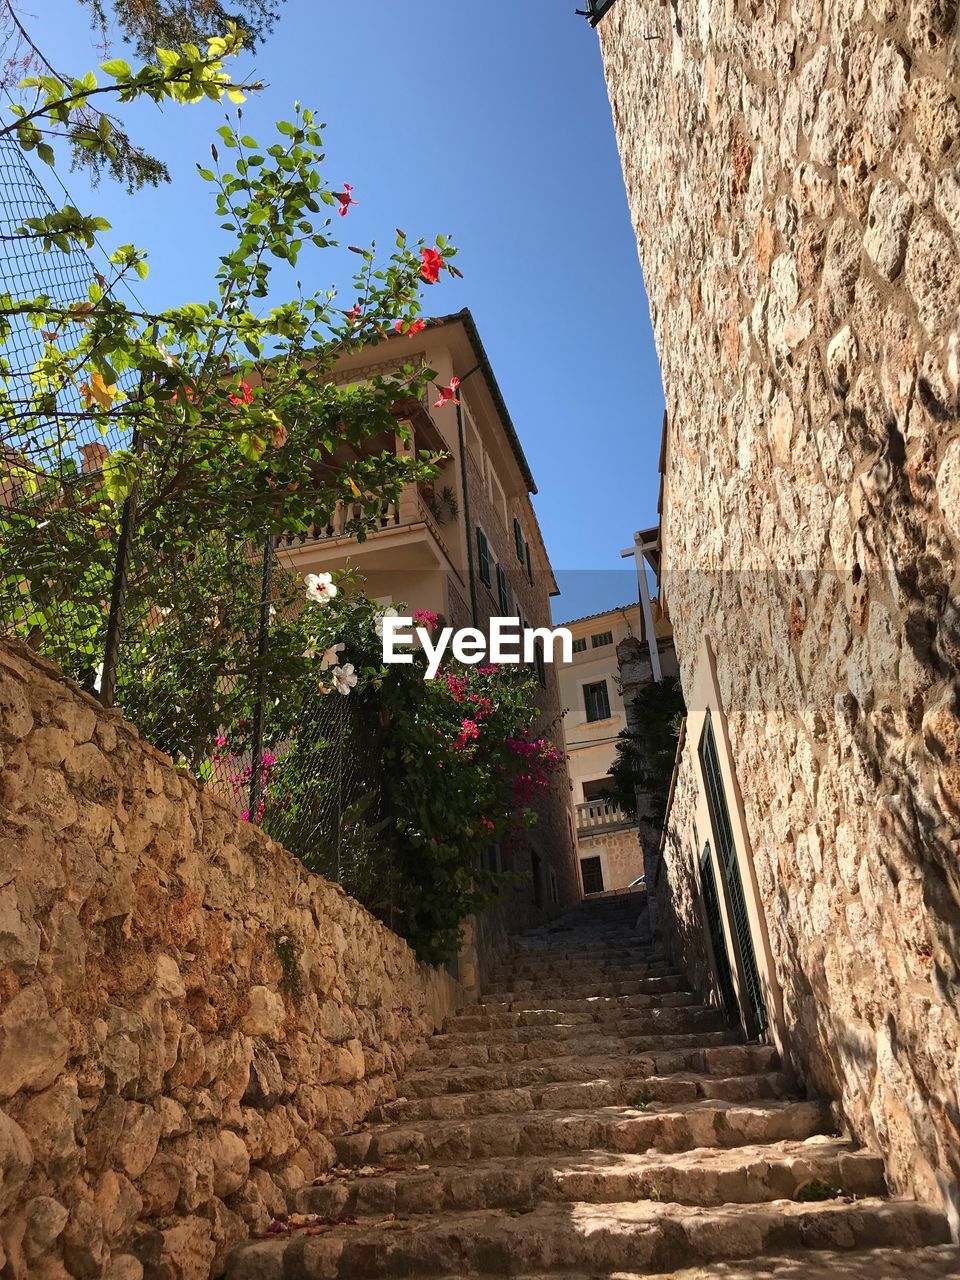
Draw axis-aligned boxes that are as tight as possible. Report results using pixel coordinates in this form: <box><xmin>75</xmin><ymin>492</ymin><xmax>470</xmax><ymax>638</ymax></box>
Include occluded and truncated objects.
<box><xmin>600</xmin><ymin>0</ymin><xmax>960</xmax><ymax>1221</ymax></box>
<box><xmin>0</xmin><ymin>640</ymin><xmax>462</xmax><ymax>1279</ymax></box>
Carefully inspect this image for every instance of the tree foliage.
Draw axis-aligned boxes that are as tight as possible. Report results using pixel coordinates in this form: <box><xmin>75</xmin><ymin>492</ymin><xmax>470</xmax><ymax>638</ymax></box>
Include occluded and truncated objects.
<box><xmin>608</xmin><ymin>676</ymin><xmax>685</xmax><ymax>825</ymax></box>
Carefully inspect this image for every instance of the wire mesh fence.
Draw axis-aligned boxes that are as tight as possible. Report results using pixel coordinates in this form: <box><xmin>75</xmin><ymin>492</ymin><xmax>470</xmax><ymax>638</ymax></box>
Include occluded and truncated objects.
<box><xmin>0</xmin><ymin>140</ymin><xmax>384</xmax><ymax>891</ymax></box>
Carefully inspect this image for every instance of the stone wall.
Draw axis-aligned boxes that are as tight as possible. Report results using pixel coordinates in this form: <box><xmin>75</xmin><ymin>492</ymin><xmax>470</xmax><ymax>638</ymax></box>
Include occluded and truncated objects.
<box><xmin>0</xmin><ymin>640</ymin><xmax>462</xmax><ymax>1279</ymax></box>
<box><xmin>655</xmin><ymin>744</ymin><xmax>716</xmax><ymax>1007</ymax></box>
<box><xmin>600</xmin><ymin>0</ymin><xmax>960</xmax><ymax>1221</ymax></box>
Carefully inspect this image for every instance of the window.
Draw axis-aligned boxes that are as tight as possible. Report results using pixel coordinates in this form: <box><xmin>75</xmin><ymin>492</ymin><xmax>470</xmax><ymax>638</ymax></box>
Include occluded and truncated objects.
<box><xmin>513</xmin><ymin>517</ymin><xmax>525</xmax><ymax>563</ymax></box>
<box><xmin>591</xmin><ymin>630</ymin><xmax>613</xmax><ymax>648</ymax></box>
<box><xmin>583</xmin><ymin>680</ymin><xmax>611</xmax><ymax>723</ymax></box>
<box><xmin>476</xmin><ymin>527</ymin><xmax>491</xmax><ymax>586</ymax></box>
<box><xmin>525</xmin><ymin>541</ymin><xmax>532</xmax><ymax>584</ymax></box>
<box><xmin>582</xmin><ymin>776</ymin><xmax>614</xmax><ymax>803</ymax></box>
<box><xmin>580</xmin><ymin>856</ymin><xmax>604</xmax><ymax>895</ymax></box>
<box><xmin>496</xmin><ymin>562</ymin><xmax>510</xmax><ymax>615</ymax></box>
<box><xmin>534</xmin><ymin>640</ymin><xmax>547</xmax><ymax>688</ymax></box>
<box><xmin>572</xmin><ymin>637</ymin><xmax>587</xmax><ymax>654</ymax></box>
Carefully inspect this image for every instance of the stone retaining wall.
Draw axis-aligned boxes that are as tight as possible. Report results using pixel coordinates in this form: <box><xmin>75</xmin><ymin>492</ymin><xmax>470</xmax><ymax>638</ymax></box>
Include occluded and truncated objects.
<box><xmin>0</xmin><ymin>640</ymin><xmax>462</xmax><ymax>1279</ymax></box>
<box><xmin>599</xmin><ymin>0</ymin><xmax>960</xmax><ymax>1224</ymax></box>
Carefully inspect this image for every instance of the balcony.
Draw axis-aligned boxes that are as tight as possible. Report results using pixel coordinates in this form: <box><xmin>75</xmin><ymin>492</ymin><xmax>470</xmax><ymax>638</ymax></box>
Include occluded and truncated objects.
<box><xmin>277</xmin><ymin>482</ymin><xmax>451</xmax><ymax>556</ymax></box>
<box><xmin>576</xmin><ymin>798</ymin><xmax>636</xmax><ymax>835</ymax></box>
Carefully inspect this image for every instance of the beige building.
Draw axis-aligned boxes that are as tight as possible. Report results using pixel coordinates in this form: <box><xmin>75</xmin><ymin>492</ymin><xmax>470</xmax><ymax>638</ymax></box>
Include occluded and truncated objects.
<box><xmin>277</xmin><ymin>309</ymin><xmax>581</xmax><ymax>943</ymax></box>
<box><xmin>596</xmin><ymin>0</ymin><xmax>960</xmax><ymax>1226</ymax></box>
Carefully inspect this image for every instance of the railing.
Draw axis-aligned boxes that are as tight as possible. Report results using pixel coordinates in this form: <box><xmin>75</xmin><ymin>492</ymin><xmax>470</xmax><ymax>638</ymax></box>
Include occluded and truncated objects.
<box><xmin>576</xmin><ymin>798</ymin><xmax>636</xmax><ymax>834</ymax></box>
<box><xmin>278</xmin><ymin>482</ymin><xmax>456</xmax><ymax>561</ymax></box>
<box><xmin>278</xmin><ymin>498</ymin><xmax>403</xmax><ymax>548</ymax></box>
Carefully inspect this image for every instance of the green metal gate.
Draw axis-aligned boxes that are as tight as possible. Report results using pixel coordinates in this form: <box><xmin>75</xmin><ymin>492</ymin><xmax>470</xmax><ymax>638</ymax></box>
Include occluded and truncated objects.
<box><xmin>699</xmin><ymin>712</ymin><xmax>768</xmax><ymax>1037</ymax></box>
<box><xmin>699</xmin><ymin>842</ymin><xmax>740</xmax><ymax>1028</ymax></box>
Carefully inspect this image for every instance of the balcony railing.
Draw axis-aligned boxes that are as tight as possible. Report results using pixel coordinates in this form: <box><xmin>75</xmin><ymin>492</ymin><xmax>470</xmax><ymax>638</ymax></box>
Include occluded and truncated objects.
<box><xmin>576</xmin><ymin>798</ymin><xmax>636</xmax><ymax>834</ymax></box>
<box><xmin>277</xmin><ymin>483</ymin><xmax>453</xmax><ymax>560</ymax></box>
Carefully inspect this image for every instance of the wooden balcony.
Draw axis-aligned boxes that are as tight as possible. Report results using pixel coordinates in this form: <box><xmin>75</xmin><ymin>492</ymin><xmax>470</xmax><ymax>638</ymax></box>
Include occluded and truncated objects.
<box><xmin>576</xmin><ymin>798</ymin><xmax>636</xmax><ymax>835</ymax></box>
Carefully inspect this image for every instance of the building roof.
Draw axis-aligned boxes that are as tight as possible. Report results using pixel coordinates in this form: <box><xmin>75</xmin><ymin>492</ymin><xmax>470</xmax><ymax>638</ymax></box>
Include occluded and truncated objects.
<box><xmin>555</xmin><ymin>602</ymin><xmax>640</xmax><ymax>628</ymax></box>
<box><xmin>427</xmin><ymin>309</ymin><xmax>538</xmax><ymax>495</ymax></box>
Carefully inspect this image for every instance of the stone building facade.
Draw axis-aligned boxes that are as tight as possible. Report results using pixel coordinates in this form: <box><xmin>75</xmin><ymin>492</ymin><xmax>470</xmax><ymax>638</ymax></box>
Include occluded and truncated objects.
<box><xmin>0</xmin><ymin>639</ymin><xmax>463</xmax><ymax>1278</ymax></box>
<box><xmin>596</xmin><ymin>0</ymin><xmax>960</xmax><ymax>1226</ymax></box>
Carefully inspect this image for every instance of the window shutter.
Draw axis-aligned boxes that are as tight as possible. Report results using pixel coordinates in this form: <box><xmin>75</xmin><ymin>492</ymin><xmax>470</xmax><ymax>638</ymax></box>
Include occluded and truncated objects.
<box><xmin>525</xmin><ymin>541</ymin><xmax>532</xmax><ymax>583</ymax></box>
<box><xmin>534</xmin><ymin>640</ymin><xmax>547</xmax><ymax>688</ymax></box>
<box><xmin>477</xmin><ymin>527</ymin><xmax>491</xmax><ymax>586</ymax></box>
<box><xmin>514</xmin><ymin>517</ymin><xmax>524</xmax><ymax>562</ymax></box>
<box><xmin>496</xmin><ymin>562</ymin><xmax>509</xmax><ymax>614</ymax></box>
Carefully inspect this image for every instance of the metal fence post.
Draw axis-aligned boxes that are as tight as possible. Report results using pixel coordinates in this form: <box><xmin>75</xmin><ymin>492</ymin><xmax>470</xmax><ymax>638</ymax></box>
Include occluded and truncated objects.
<box><xmin>248</xmin><ymin>532</ymin><xmax>273</xmax><ymax>823</ymax></box>
<box><xmin>99</xmin><ymin>427</ymin><xmax>141</xmax><ymax>709</ymax></box>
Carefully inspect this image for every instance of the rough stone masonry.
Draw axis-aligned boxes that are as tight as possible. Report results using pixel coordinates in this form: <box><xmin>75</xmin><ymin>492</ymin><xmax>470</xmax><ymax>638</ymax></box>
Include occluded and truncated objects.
<box><xmin>599</xmin><ymin>0</ymin><xmax>960</xmax><ymax>1227</ymax></box>
<box><xmin>0</xmin><ymin>640</ymin><xmax>460</xmax><ymax>1279</ymax></box>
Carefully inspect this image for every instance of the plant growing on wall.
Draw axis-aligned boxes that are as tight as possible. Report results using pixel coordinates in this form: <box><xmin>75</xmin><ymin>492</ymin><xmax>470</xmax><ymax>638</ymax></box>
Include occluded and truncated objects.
<box><xmin>608</xmin><ymin>675</ymin><xmax>685</xmax><ymax>825</ymax></box>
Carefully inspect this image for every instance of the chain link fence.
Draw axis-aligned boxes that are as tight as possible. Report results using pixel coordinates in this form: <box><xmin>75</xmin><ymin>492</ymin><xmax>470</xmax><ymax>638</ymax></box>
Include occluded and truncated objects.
<box><xmin>0</xmin><ymin>141</ymin><xmax>385</xmax><ymax>896</ymax></box>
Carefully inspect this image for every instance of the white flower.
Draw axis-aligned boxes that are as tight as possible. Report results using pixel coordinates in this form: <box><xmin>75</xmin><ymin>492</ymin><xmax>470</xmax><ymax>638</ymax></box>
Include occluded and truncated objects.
<box><xmin>374</xmin><ymin>605</ymin><xmax>399</xmax><ymax>639</ymax></box>
<box><xmin>305</xmin><ymin>572</ymin><xmax>337</xmax><ymax>605</ymax></box>
<box><xmin>303</xmin><ymin>639</ymin><xmax>319</xmax><ymax>659</ymax></box>
<box><xmin>320</xmin><ymin>642</ymin><xmax>345</xmax><ymax>671</ymax></box>
<box><xmin>331</xmin><ymin>663</ymin><xmax>357</xmax><ymax>695</ymax></box>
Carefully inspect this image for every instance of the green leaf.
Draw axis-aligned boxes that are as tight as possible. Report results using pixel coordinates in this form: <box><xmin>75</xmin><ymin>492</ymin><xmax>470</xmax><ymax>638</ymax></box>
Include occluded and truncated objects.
<box><xmin>100</xmin><ymin>58</ymin><xmax>131</xmax><ymax>79</ymax></box>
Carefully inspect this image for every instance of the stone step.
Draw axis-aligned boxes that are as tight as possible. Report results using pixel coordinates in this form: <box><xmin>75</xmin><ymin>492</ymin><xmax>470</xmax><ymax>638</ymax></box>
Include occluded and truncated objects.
<box><xmin>432</xmin><ymin>1005</ymin><xmax>728</xmax><ymax>1047</ymax></box>
<box><xmin>407</xmin><ymin>1249</ymin><xmax>960</xmax><ymax>1280</ymax></box>
<box><xmin>412</xmin><ymin>1028</ymin><xmax>737</xmax><ymax>1070</ymax></box>
<box><xmin>477</xmin><ymin>990</ymin><xmax>696</xmax><ymax>1016</ymax></box>
<box><xmin>483</xmin><ymin>973</ymin><xmax>687</xmax><ymax>998</ymax></box>
<box><xmin>399</xmin><ymin>1045</ymin><xmax>782</xmax><ymax>1100</ymax></box>
<box><xmin>448</xmin><ymin>993</ymin><xmax>701</xmax><ymax>1034</ymax></box>
<box><xmin>292</xmin><ymin>1138</ymin><xmax>886</xmax><ymax>1219</ymax></box>
<box><xmin>374</xmin><ymin>1071</ymin><xmax>795</xmax><ymax>1124</ymax></box>
<box><xmin>227</xmin><ymin>1198</ymin><xmax>950</xmax><ymax>1279</ymax></box>
<box><xmin>490</xmin><ymin>959</ymin><xmax>674</xmax><ymax>980</ymax></box>
<box><xmin>510</xmin><ymin>944</ymin><xmax>661</xmax><ymax>961</ymax></box>
<box><xmin>333</xmin><ymin>1098</ymin><xmax>832</xmax><ymax>1168</ymax></box>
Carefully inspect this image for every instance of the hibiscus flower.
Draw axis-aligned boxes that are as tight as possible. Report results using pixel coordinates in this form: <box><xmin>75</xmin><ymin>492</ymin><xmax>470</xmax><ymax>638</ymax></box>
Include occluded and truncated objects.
<box><xmin>374</xmin><ymin>605</ymin><xmax>400</xmax><ymax>639</ymax></box>
<box><xmin>332</xmin><ymin>663</ymin><xmax>358</xmax><ymax>695</ymax></box>
<box><xmin>305</xmin><ymin>572</ymin><xmax>338</xmax><ymax>604</ymax></box>
<box><xmin>420</xmin><ymin>247</ymin><xmax>443</xmax><ymax>283</ymax></box>
<box><xmin>433</xmin><ymin>377</ymin><xmax>461</xmax><ymax>409</ymax></box>
<box><xmin>334</xmin><ymin>183</ymin><xmax>358</xmax><ymax>217</ymax></box>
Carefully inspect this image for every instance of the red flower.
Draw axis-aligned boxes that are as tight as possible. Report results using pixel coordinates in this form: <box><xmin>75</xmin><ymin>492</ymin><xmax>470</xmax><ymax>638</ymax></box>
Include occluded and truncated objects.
<box><xmin>394</xmin><ymin>318</ymin><xmax>427</xmax><ymax>337</ymax></box>
<box><xmin>334</xmin><ymin>183</ymin><xmax>358</xmax><ymax>217</ymax></box>
<box><xmin>433</xmin><ymin>376</ymin><xmax>461</xmax><ymax>409</ymax></box>
<box><xmin>420</xmin><ymin>247</ymin><xmax>443</xmax><ymax>283</ymax></box>
<box><xmin>346</xmin><ymin>304</ymin><xmax>362</xmax><ymax>323</ymax></box>
<box><xmin>228</xmin><ymin>381</ymin><xmax>254</xmax><ymax>406</ymax></box>
<box><xmin>413</xmin><ymin>608</ymin><xmax>440</xmax><ymax>630</ymax></box>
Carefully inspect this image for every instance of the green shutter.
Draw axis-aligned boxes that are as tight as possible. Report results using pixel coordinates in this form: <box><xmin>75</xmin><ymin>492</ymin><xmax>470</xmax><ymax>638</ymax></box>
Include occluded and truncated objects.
<box><xmin>477</xmin><ymin>527</ymin><xmax>491</xmax><ymax>586</ymax></box>
<box><xmin>496</xmin><ymin>562</ymin><xmax>509</xmax><ymax>614</ymax></box>
<box><xmin>699</xmin><ymin>713</ymin><xmax>768</xmax><ymax>1037</ymax></box>
<box><xmin>514</xmin><ymin>517</ymin><xmax>524</xmax><ymax>562</ymax></box>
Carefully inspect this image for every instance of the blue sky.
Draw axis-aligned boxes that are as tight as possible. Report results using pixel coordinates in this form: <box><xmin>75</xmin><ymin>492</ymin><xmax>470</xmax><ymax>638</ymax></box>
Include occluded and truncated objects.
<box><xmin>36</xmin><ymin>0</ymin><xmax>664</xmax><ymax>621</ymax></box>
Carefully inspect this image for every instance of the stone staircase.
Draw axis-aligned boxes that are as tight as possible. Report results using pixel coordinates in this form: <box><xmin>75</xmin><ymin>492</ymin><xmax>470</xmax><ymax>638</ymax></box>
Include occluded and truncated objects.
<box><xmin>228</xmin><ymin>894</ymin><xmax>959</xmax><ymax>1278</ymax></box>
